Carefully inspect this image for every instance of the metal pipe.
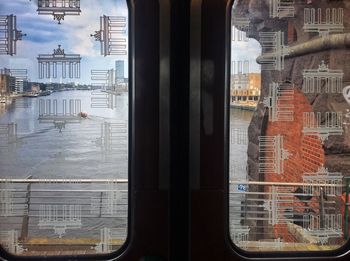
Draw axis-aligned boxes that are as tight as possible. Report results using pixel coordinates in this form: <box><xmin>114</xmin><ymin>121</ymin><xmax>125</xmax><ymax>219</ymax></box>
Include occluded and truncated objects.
<box><xmin>0</xmin><ymin>178</ymin><xmax>128</xmax><ymax>183</ymax></box>
<box><xmin>2</xmin><ymin>178</ymin><xmax>342</xmax><ymax>187</ymax></box>
<box><xmin>230</xmin><ymin>180</ymin><xmax>344</xmax><ymax>187</ymax></box>
<box><xmin>257</xmin><ymin>33</ymin><xmax>350</xmax><ymax>63</ymax></box>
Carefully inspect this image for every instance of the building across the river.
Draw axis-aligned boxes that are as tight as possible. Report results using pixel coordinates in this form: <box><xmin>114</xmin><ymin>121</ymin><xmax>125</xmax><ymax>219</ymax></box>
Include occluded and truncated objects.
<box><xmin>230</xmin><ymin>73</ymin><xmax>261</xmax><ymax>109</ymax></box>
<box><xmin>0</xmin><ymin>73</ymin><xmax>16</xmax><ymax>95</ymax></box>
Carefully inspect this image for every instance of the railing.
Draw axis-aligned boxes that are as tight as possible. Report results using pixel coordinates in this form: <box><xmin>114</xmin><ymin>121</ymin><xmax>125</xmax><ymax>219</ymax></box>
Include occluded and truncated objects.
<box><xmin>0</xmin><ymin>177</ymin><xmax>128</xmax><ymax>255</ymax></box>
<box><xmin>344</xmin><ymin>177</ymin><xmax>350</xmax><ymax>240</ymax></box>
<box><xmin>1</xmin><ymin>178</ymin><xmax>348</xmax><ymax>253</ymax></box>
<box><xmin>229</xmin><ymin>180</ymin><xmax>346</xmax><ymax>249</ymax></box>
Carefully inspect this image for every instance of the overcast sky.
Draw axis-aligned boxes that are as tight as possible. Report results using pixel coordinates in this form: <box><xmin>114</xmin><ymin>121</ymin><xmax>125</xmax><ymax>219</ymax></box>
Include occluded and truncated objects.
<box><xmin>0</xmin><ymin>0</ymin><xmax>128</xmax><ymax>84</ymax></box>
<box><xmin>231</xmin><ymin>30</ymin><xmax>261</xmax><ymax>74</ymax></box>
<box><xmin>0</xmin><ymin>1</ymin><xmax>260</xmax><ymax>84</ymax></box>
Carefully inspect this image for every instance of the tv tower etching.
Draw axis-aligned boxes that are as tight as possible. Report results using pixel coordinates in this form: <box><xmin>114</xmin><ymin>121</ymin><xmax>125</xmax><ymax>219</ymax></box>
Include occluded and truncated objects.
<box><xmin>91</xmin><ymin>69</ymin><xmax>118</xmax><ymax>109</ymax></box>
<box><xmin>269</xmin><ymin>0</ymin><xmax>295</xmax><ymax>19</ymax></box>
<box><xmin>0</xmin><ymin>15</ymin><xmax>26</xmax><ymax>55</ymax></box>
<box><xmin>258</xmin><ymin>135</ymin><xmax>291</xmax><ymax>175</ymax></box>
<box><xmin>259</xmin><ymin>31</ymin><xmax>289</xmax><ymax>71</ymax></box>
<box><xmin>94</xmin><ymin>227</ymin><xmax>127</xmax><ymax>253</ymax></box>
<box><xmin>91</xmin><ymin>15</ymin><xmax>127</xmax><ymax>56</ymax></box>
<box><xmin>96</xmin><ymin>121</ymin><xmax>128</xmax><ymax>154</ymax></box>
<box><xmin>0</xmin><ymin>230</ymin><xmax>25</xmax><ymax>254</ymax></box>
<box><xmin>37</xmin><ymin>45</ymin><xmax>81</xmax><ymax>79</ymax></box>
<box><xmin>263</xmin><ymin>82</ymin><xmax>294</xmax><ymax>122</ymax></box>
<box><xmin>262</xmin><ymin>186</ymin><xmax>294</xmax><ymax>225</ymax></box>
<box><xmin>231</xmin><ymin>60</ymin><xmax>249</xmax><ymax>88</ymax></box>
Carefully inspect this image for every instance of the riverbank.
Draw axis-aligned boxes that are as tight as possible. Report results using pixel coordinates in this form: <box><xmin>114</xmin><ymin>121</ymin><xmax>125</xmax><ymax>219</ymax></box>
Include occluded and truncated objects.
<box><xmin>230</xmin><ymin>104</ymin><xmax>256</xmax><ymax>111</ymax></box>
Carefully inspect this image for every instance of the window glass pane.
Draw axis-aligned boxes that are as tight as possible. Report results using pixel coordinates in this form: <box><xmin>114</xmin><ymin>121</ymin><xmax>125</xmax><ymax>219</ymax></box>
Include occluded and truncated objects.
<box><xmin>0</xmin><ymin>0</ymin><xmax>128</xmax><ymax>256</ymax></box>
<box><xmin>230</xmin><ymin>0</ymin><xmax>349</xmax><ymax>252</ymax></box>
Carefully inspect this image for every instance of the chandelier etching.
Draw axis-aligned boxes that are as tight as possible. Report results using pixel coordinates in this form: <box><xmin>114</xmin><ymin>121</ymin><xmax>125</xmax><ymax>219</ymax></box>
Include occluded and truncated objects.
<box><xmin>0</xmin><ymin>123</ymin><xmax>17</xmax><ymax>148</ymax></box>
<box><xmin>38</xmin><ymin>99</ymin><xmax>82</xmax><ymax>132</ymax></box>
<box><xmin>304</xmin><ymin>8</ymin><xmax>344</xmax><ymax>37</ymax></box>
<box><xmin>302</xmin><ymin>112</ymin><xmax>343</xmax><ymax>143</ymax></box>
<box><xmin>230</xmin><ymin>128</ymin><xmax>248</xmax><ymax>145</ymax></box>
<box><xmin>38</xmin><ymin>205</ymin><xmax>82</xmax><ymax>238</ymax></box>
<box><xmin>303</xmin><ymin>166</ymin><xmax>343</xmax><ymax>197</ymax></box>
<box><xmin>36</xmin><ymin>0</ymin><xmax>81</xmax><ymax>24</ymax></box>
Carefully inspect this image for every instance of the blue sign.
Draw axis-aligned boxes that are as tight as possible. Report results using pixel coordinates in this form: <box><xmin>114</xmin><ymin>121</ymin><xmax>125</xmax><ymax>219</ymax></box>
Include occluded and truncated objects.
<box><xmin>238</xmin><ymin>184</ymin><xmax>247</xmax><ymax>192</ymax></box>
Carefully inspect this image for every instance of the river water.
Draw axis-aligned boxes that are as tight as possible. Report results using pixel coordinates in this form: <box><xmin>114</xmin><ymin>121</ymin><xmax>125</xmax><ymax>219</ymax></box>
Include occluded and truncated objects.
<box><xmin>0</xmin><ymin>90</ymin><xmax>129</xmax><ymax>242</ymax></box>
<box><xmin>230</xmin><ymin>108</ymin><xmax>253</xmax><ymax>182</ymax></box>
<box><xmin>0</xmin><ymin>91</ymin><xmax>253</xmax><ymax>247</ymax></box>
<box><xmin>0</xmin><ymin>93</ymin><xmax>252</xmax><ymax>182</ymax></box>
<box><xmin>0</xmin><ymin>90</ymin><xmax>128</xmax><ymax>179</ymax></box>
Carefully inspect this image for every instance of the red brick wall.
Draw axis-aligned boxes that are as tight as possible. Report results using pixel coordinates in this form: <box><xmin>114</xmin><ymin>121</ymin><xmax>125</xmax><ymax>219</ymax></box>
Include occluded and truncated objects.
<box><xmin>264</xmin><ymin>87</ymin><xmax>325</xmax><ymax>242</ymax></box>
<box><xmin>287</xmin><ymin>21</ymin><xmax>297</xmax><ymax>44</ymax></box>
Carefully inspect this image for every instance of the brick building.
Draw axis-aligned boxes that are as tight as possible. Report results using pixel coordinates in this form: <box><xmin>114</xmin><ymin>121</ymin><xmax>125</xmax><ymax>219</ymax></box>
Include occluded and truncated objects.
<box><xmin>0</xmin><ymin>73</ymin><xmax>16</xmax><ymax>95</ymax></box>
<box><xmin>233</xmin><ymin>0</ymin><xmax>350</xmax><ymax>244</ymax></box>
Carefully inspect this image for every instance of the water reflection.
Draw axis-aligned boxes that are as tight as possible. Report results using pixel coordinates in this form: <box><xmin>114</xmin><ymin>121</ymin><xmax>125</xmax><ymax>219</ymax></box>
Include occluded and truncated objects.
<box><xmin>0</xmin><ymin>90</ymin><xmax>128</xmax><ymax>179</ymax></box>
<box><xmin>230</xmin><ymin>108</ymin><xmax>253</xmax><ymax>182</ymax></box>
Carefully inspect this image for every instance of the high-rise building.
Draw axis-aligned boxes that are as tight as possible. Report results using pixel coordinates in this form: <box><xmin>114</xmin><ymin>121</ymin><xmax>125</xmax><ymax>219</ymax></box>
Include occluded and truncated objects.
<box><xmin>115</xmin><ymin>60</ymin><xmax>125</xmax><ymax>83</ymax></box>
<box><xmin>15</xmin><ymin>79</ymin><xmax>24</xmax><ymax>93</ymax></box>
<box><xmin>0</xmin><ymin>74</ymin><xmax>7</xmax><ymax>95</ymax></box>
<box><xmin>0</xmin><ymin>73</ymin><xmax>16</xmax><ymax>95</ymax></box>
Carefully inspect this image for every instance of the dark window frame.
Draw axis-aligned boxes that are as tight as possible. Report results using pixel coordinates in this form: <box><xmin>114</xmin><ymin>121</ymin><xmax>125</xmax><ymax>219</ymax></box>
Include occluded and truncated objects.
<box><xmin>225</xmin><ymin>0</ymin><xmax>350</xmax><ymax>260</ymax></box>
<box><xmin>0</xmin><ymin>1</ymin><xmax>133</xmax><ymax>260</ymax></box>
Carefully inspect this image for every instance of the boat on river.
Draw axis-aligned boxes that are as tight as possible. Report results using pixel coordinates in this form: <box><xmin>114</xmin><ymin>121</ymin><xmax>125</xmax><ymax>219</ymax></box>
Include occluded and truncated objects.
<box><xmin>38</xmin><ymin>90</ymin><xmax>52</xmax><ymax>96</ymax></box>
<box><xmin>22</xmin><ymin>92</ymin><xmax>39</xmax><ymax>98</ymax></box>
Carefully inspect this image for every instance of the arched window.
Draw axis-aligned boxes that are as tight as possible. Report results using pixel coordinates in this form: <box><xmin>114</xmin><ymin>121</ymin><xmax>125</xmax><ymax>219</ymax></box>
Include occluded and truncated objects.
<box><xmin>0</xmin><ymin>0</ymin><xmax>129</xmax><ymax>257</ymax></box>
<box><xmin>230</xmin><ymin>0</ymin><xmax>350</xmax><ymax>252</ymax></box>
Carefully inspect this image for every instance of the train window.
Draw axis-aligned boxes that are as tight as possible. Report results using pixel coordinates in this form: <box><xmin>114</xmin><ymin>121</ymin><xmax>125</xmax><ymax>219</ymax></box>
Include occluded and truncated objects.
<box><xmin>229</xmin><ymin>0</ymin><xmax>350</xmax><ymax>252</ymax></box>
<box><xmin>0</xmin><ymin>0</ymin><xmax>129</xmax><ymax>257</ymax></box>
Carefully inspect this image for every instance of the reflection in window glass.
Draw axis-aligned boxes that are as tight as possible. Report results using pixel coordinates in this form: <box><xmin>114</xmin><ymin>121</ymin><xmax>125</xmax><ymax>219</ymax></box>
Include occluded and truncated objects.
<box><xmin>230</xmin><ymin>0</ymin><xmax>350</xmax><ymax>252</ymax></box>
<box><xmin>0</xmin><ymin>0</ymin><xmax>128</xmax><ymax>256</ymax></box>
